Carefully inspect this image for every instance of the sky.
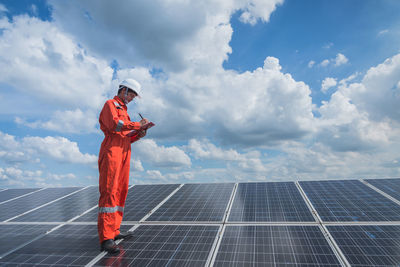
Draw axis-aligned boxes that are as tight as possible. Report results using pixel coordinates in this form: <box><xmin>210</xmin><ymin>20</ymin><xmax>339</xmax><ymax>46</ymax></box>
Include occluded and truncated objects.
<box><xmin>0</xmin><ymin>0</ymin><xmax>399</xmax><ymax>188</ymax></box>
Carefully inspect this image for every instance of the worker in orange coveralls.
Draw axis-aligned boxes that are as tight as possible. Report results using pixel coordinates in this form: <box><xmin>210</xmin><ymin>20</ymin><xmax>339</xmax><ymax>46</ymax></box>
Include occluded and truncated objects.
<box><xmin>98</xmin><ymin>79</ymin><xmax>148</xmax><ymax>254</ymax></box>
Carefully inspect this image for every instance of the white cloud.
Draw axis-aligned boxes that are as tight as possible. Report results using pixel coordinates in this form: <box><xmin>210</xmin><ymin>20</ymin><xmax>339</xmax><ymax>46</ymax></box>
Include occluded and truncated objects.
<box><xmin>378</xmin><ymin>29</ymin><xmax>389</xmax><ymax>36</ymax></box>
<box><xmin>188</xmin><ymin>139</ymin><xmax>242</xmax><ymax>161</ymax></box>
<box><xmin>131</xmin><ymin>159</ymin><xmax>144</xmax><ymax>172</ymax></box>
<box><xmin>48</xmin><ymin>173</ymin><xmax>76</xmax><ymax>181</ymax></box>
<box><xmin>239</xmin><ymin>0</ymin><xmax>284</xmax><ymax>25</ymax></box>
<box><xmin>320</xmin><ymin>59</ymin><xmax>330</xmax><ymax>67</ymax></box>
<box><xmin>0</xmin><ymin>15</ymin><xmax>113</xmax><ymax>110</ymax></box>
<box><xmin>0</xmin><ymin>4</ymin><xmax>7</xmax><ymax>13</ymax></box>
<box><xmin>308</xmin><ymin>60</ymin><xmax>315</xmax><ymax>68</ymax></box>
<box><xmin>15</xmin><ymin>109</ymin><xmax>98</xmax><ymax>134</ymax></box>
<box><xmin>134</xmin><ymin>139</ymin><xmax>191</xmax><ymax>168</ymax></box>
<box><xmin>0</xmin><ymin>167</ymin><xmax>44</xmax><ymax>187</ymax></box>
<box><xmin>23</xmin><ymin>136</ymin><xmax>97</xmax><ymax>164</ymax></box>
<box><xmin>334</xmin><ymin>53</ymin><xmax>348</xmax><ymax>66</ymax></box>
<box><xmin>321</xmin><ymin>77</ymin><xmax>337</xmax><ymax>93</ymax></box>
<box><xmin>0</xmin><ymin>131</ymin><xmax>96</xmax><ymax>165</ymax></box>
<box><xmin>316</xmin><ymin>53</ymin><xmax>400</xmax><ymax>152</ymax></box>
<box><xmin>48</xmin><ymin>0</ymin><xmax>283</xmax><ymax>71</ymax></box>
<box><xmin>320</xmin><ymin>53</ymin><xmax>348</xmax><ymax>67</ymax></box>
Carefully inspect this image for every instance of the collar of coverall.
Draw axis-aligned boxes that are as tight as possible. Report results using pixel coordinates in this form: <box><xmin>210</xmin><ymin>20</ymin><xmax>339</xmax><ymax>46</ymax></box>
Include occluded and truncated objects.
<box><xmin>114</xmin><ymin>96</ymin><xmax>127</xmax><ymax>108</ymax></box>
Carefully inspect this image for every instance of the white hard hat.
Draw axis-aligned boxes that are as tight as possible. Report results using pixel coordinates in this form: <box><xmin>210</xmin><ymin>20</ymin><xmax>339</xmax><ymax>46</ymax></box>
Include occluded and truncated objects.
<box><xmin>119</xmin><ymin>79</ymin><xmax>141</xmax><ymax>98</ymax></box>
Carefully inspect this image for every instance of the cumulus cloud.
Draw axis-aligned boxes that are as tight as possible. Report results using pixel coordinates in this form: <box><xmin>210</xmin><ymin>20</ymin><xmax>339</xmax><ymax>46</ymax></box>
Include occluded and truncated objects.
<box><xmin>188</xmin><ymin>139</ymin><xmax>242</xmax><ymax>161</ymax></box>
<box><xmin>334</xmin><ymin>53</ymin><xmax>348</xmax><ymax>66</ymax></box>
<box><xmin>0</xmin><ymin>131</ymin><xmax>96</xmax><ymax>165</ymax></box>
<box><xmin>0</xmin><ymin>4</ymin><xmax>8</xmax><ymax>13</ymax></box>
<box><xmin>239</xmin><ymin>0</ymin><xmax>284</xmax><ymax>25</ymax></box>
<box><xmin>320</xmin><ymin>59</ymin><xmax>330</xmax><ymax>67</ymax></box>
<box><xmin>320</xmin><ymin>53</ymin><xmax>348</xmax><ymax>67</ymax></box>
<box><xmin>321</xmin><ymin>77</ymin><xmax>337</xmax><ymax>93</ymax></box>
<box><xmin>0</xmin><ymin>167</ymin><xmax>44</xmax><ymax>187</ymax></box>
<box><xmin>134</xmin><ymin>139</ymin><xmax>191</xmax><ymax>168</ymax></box>
<box><xmin>15</xmin><ymin>109</ymin><xmax>98</xmax><ymax>134</ymax></box>
<box><xmin>308</xmin><ymin>60</ymin><xmax>315</xmax><ymax>68</ymax></box>
<box><xmin>316</xmin><ymin>53</ymin><xmax>400</xmax><ymax>152</ymax></box>
<box><xmin>22</xmin><ymin>136</ymin><xmax>97</xmax><ymax>164</ymax></box>
<box><xmin>187</xmin><ymin>139</ymin><xmax>267</xmax><ymax>173</ymax></box>
<box><xmin>0</xmin><ymin>15</ymin><xmax>113</xmax><ymax>110</ymax></box>
<box><xmin>48</xmin><ymin>0</ymin><xmax>283</xmax><ymax>71</ymax></box>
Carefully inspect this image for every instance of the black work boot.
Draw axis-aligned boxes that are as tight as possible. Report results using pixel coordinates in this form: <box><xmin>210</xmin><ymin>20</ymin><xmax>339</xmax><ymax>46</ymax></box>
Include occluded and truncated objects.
<box><xmin>114</xmin><ymin>231</ymin><xmax>133</xmax><ymax>240</ymax></box>
<box><xmin>100</xmin><ymin>239</ymin><xmax>120</xmax><ymax>254</ymax></box>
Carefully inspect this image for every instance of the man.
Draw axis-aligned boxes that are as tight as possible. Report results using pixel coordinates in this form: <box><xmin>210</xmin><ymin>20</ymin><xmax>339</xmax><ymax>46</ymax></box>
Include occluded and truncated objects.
<box><xmin>97</xmin><ymin>79</ymin><xmax>148</xmax><ymax>254</ymax></box>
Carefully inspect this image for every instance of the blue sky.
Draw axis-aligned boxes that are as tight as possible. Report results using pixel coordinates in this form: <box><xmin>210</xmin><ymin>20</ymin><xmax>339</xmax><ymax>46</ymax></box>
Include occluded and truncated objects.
<box><xmin>0</xmin><ymin>0</ymin><xmax>399</xmax><ymax>188</ymax></box>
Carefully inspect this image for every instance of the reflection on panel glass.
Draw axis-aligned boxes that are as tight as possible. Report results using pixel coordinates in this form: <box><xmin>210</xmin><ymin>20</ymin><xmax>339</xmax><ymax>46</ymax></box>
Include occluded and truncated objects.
<box><xmin>214</xmin><ymin>225</ymin><xmax>341</xmax><ymax>266</ymax></box>
<box><xmin>75</xmin><ymin>184</ymin><xmax>180</xmax><ymax>222</ymax></box>
<box><xmin>0</xmin><ymin>224</ymin><xmax>130</xmax><ymax>266</ymax></box>
<box><xmin>147</xmin><ymin>183</ymin><xmax>234</xmax><ymax>221</ymax></box>
<box><xmin>0</xmin><ymin>188</ymin><xmax>39</xmax><ymax>203</ymax></box>
<box><xmin>0</xmin><ymin>187</ymin><xmax>81</xmax><ymax>221</ymax></box>
<box><xmin>366</xmin><ymin>178</ymin><xmax>400</xmax><ymax>201</ymax></box>
<box><xmin>300</xmin><ymin>180</ymin><xmax>400</xmax><ymax>221</ymax></box>
<box><xmin>11</xmin><ymin>187</ymin><xmax>98</xmax><ymax>222</ymax></box>
<box><xmin>0</xmin><ymin>224</ymin><xmax>56</xmax><ymax>257</ymax></box>
<box><xmin>229</xmin><ymin>182</ymin><xmax>315</xmax><ymax>222</ymax></box>
<box><xmin>328</xmin><ymin>225</ymin><xmax>400</xmax><ymax>266</ymax></box>
<box><xmin>96</xmin><ymin>225</ymin><xmax>219</xmax><ymax>266</ymax></box>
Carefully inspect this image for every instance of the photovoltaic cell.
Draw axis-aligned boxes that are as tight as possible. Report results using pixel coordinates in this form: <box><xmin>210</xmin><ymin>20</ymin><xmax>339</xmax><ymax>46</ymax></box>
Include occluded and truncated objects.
<box><xmin>0</xmin><ymin>224</ymin><xmax>131</xmax><ymax>266</ymax></box>
<box><xmin>95</xmin><ymin>225</ymin><xmax>219</xmax><ymax>267</ymax></box>
<box><xmin>0</xmin><ymin>187</ymin><xmax>81</xmax><ymax>221</ymax></box>
<box><xmin>365</xmin><ymin>178</ymin><xmax>400</xmax><ymax>202</ymax></box>
<box><xmin>146</xmin><ymin>183</ymin><xmax>234</xmax><ymax>222</ymax></box>
<box><xmin>228</xmin><ymin>182</ymin><xmax>315</xmax><ymax>222</ymax></box>
<box><xmin>0</xmin><ymin>224</ymin><xmax>56</xmax><ymax>257</ymax></box>
<box><xmin>214</xmin><ymin>225</ymin><xmax>341</xmax><ymax>266</ymax></box>
<box><xmin>0</xmin><ymin>188</ymin><xmax>39</xmax><ymax>203</ymax></box>
<box><xmin>300</xmin><ymin>180</ymin><xmax>400</xmax><ymax>222</ymax></box>
<box><xmin>75</xmin><ymin>184</ymin><xmax>180</xmax><ymax>222</ymax></box>
<box><xmin>328</xmin><ymin>225</ymin><xmax>400</xmax><ymax>266</ymax></box>
<box><xmin>11</xmin><ymin>186</ymin><xmax>99</xmax><ymax>222</ymax></box>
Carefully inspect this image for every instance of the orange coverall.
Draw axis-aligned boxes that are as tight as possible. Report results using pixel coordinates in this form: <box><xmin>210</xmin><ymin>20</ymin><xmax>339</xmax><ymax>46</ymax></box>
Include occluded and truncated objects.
<box><xmin>97</xmin><ymin>96</ymin><xmax>141</xmax><ymax>243</ymax></box>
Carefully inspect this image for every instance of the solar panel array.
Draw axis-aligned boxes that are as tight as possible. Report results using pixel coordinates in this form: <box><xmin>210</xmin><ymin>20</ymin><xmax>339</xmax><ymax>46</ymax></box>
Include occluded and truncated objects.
<box><xmin>0</xmin><ymin>178</ymin><xmax>400</xmax><ymax>266</ymax></box>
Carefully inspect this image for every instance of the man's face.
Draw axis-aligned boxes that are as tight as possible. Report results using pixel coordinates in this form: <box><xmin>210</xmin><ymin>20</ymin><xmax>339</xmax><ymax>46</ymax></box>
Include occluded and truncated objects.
<box><xmin>125</xmin><ymin>91</ymin><xmax>137</xmax><ymax>103</ymax></box>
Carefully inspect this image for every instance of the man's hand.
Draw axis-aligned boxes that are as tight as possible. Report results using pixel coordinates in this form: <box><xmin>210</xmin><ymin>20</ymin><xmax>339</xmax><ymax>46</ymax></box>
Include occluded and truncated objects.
<box><xmin>140</xmin><ymin>118</ymin><xmax>149</xmax><ymax>127</ymax></box>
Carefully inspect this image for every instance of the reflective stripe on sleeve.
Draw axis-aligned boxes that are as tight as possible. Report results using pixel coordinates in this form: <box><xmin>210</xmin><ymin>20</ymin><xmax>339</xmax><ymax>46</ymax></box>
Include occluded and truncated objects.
<box><xmin>116</xmin><ymin>120</ymin><xmax>124</xmax><ymax>132</ymax></box>
<box><xmin>98</xmin><ymin>206</ymin><xmax>124</xmax><ymax>214</ymax></box>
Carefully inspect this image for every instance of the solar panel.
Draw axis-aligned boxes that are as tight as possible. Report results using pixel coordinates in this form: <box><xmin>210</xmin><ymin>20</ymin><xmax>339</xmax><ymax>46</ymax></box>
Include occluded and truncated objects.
<box><xmin>0</xmin><ymin>187</ymin><xmax>81</xmax><ymax>222</ymax></box>
<box><xmin>146</xmin><ymin>183</ymin><xmax>234</xmax><ymax>222</ymax></box>
<box><xmin>228</xmin><ymin>182</ymin><xmax>315</xmax><ymax>222</ymax></box>
<box><xmin>75</xmin><ymin>184</ymin><xmax>180</xmax><ymax>222</ymax></box>
<box><xmin>0</xmin><ymin>188</ymin><xmax>40</xmax><ymax>203</ymax></box>
<box><xmin>327</xmin><ymin>225</ymin><xmax>400</xmax><ymax>266</ymax></box>
<box><xmin>11</xmin><ymin>186</ymin><xmax>99</xmax><ymax>222</ymax></box>
<box><xmin>0</xmin><ymin>224</ymin><xmax>56</xmax><ymax>258</ymax></box>
<box><xmin>365</xmin><ymin>178</ymin><xmax>400</xmax><ymax>201</ymax></box>
<box><xmin>94</xmin><ymin>225</ymin><xmax>219</xmax><ymax>266</ymax></box>
<box><xmin>0</xmin><ymin>224</ymin><xmax>131</xmax><ymax>266</ymax></box>
<box><xmin>213</xmin><ymin>225</ymin><xmax>342</xmax><ymax>266</ymax></box>
<box><xmin>300</xmin><ymin>180</ymin><xmax>400</xmax><ymax>221</ymax></box>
